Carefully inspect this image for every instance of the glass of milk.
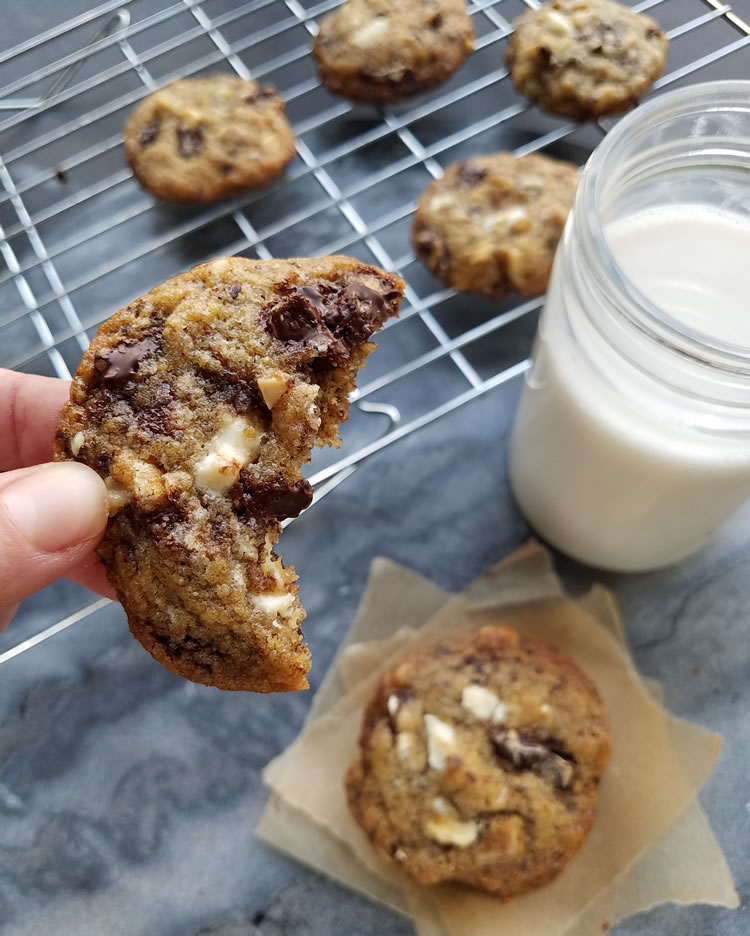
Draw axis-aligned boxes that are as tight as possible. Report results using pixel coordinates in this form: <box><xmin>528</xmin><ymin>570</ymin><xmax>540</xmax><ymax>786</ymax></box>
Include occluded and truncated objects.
<box><xmin>509</xmin><ymin>81</ymin><xmax>750</xmax><ymax>572</ymax></box>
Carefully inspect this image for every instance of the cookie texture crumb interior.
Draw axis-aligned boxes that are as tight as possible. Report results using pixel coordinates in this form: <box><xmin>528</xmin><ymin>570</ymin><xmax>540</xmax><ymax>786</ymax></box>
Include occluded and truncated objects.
<box><xmin>506</xmin><ymin>0</ymin><xmax>668</xmax><ymax>120</ymax></box>
<box><xmin>54</xmin><ymin>256</ymin><xmax>403</xmax><ymax>692</ymax></box>
<box><xmin>346</xmin><ymin>625</ymin><xmax>611</xmax><ymax>894</ymax></box>
<box><xmin>313</xmin><ymin>0</ymin><xmax>474</xmax><ymax>103</ymax></box>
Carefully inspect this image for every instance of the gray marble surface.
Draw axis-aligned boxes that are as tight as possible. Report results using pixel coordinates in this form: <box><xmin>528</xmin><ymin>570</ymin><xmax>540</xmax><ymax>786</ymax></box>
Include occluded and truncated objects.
<box><xmin>2</xmin><ymin>1</ymin><xmax>750</xmax><ymax>934</ymax></box>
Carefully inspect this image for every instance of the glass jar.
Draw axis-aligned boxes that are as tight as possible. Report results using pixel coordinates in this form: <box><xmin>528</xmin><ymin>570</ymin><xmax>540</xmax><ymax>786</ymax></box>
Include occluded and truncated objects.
<box><xmin>508</xmin><ymin>81</ymin><xmax>750</xmax><ymax>572</ymax></box>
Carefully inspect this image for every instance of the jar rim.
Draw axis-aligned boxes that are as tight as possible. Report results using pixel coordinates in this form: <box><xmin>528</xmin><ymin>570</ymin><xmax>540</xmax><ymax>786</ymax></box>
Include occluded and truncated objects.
<box><xmin>581</xmin><ymin>80</ymin><xmax>750</xmax><ymax>369</ymax></box>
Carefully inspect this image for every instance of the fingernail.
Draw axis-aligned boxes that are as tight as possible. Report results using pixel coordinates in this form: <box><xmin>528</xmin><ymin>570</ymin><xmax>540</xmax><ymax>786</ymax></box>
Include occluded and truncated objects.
<box><xmin>3</xmin><ymin>462</ymin><xmax>108</xmax><ymax>553</ymax></box>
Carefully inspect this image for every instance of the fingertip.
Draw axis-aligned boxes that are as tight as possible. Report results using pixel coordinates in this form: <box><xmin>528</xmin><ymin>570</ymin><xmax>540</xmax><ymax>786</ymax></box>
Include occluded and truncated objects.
<box><xmin>3</xmin><ymin>462</ymin><xmax>108</xmax><ymax>554</ymax></box>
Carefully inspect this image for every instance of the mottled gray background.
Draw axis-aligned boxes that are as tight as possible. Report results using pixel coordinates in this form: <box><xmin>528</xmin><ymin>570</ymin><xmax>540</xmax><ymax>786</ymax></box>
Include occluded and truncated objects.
<box><xmin>1</xmin><ymin>1</ymin><xmax>749</xmax><ymax>934</ymax></box>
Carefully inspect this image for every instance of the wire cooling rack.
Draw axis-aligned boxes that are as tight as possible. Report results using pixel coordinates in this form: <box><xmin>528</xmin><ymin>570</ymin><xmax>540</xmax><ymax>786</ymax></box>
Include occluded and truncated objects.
<box><xmin>1</xmin><ymin>0</ymin><xmax>748</xmax><ymax>663</ymax></box>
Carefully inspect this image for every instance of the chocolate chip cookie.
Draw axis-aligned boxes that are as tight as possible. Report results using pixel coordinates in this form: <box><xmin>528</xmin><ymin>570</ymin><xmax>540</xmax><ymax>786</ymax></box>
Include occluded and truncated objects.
<box><xmin>124</xmin><ymin>75</ymin><xmax>296</xmax><ymax>202</ymax></box>
<box><xmin>54</xmin><ymin>256</ymin><xmax>403</xmax><ymax>692</ymax></box>
<box><xmin>411</xmin><ymin>152</ymin><xmax>578</xmax><ymax>298</ymax></box>
<box><xmin>313</xmin><ymin>0</ymin><xmax>474</xmax><ymax>104</ymax></box>
<box><xmin>346</xmin><ymin>625</ymin><xmax>611</xmax><ymax>895</ymax></box>
<box><xmin>506</xmin><ymin>0</ymin><xmax>668</xmax><ymax>120</ymax></box>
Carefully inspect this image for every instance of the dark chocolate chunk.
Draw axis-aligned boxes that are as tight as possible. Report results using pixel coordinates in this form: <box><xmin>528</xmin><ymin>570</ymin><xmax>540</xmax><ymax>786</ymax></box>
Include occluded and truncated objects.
<box><xmin>96</xmin><ymin>335</ymin><xmax>160</xmax><ymax>385</ymax></box>
<box><xmin>267</xmin><ymin>292</ymin><xmax>327</xmax><ymax>345</ymax></box>
<box><xmin>536</xmin><ymin>46</ymin><xmax>552</xmax><ymax>67</ymax></box>
<box><xmin>490</xmin><ymin>728</ymin><xmax>575</xmax><ymax>790</ymax></box>
<box><xmin>232</xmin><ymin>475</ymin><xmax>314</xmax><ymax>523</ymax></box>
<box><xmin>245</xmin><ymin>85</ymin><xmax>277</xmax><ymax>104</ymax></box>
<box><xmin>429</xmin><ymin>12</ymin><xmax>443</xmax><ymax>29</ymax></box>
<box><xmin>297</xmin><ymin>284</ymin><xmax>327</xmax><ymax>312</ymax></box>
<box><xmin>266</xmin><ymin>275</ymin><xmax>400</xmax><ymax>365</ymax></box>
<box><xmin>177</xmin><ymin>127</ymin><xmax>204</xmax><ymax>158</ymax></box>
<box><xmin>457</xmin><ymin>162</ymin><xmax>488</xmax><ymax>188</ymax></box>
<box><xmin>139</xmin><ymin>120</ymin><xmax>161</xmax><ymax>147</ymax></box>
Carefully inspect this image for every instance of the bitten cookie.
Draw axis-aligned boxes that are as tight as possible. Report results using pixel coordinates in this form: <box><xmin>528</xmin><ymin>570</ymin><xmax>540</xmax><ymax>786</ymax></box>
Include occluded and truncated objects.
<box><xmin>313</xmin><ymin>0</ymin><xmax>474</xmax><ymax>104</ymax></box>
<box><xmin>54</xmin><ymin>256</ymin><xmax>403</xmax><ymax>692</ymax></box>
<box><xmin>346</xmin><ymin>626</ymin><xmax>611</xmax><ymax>895</ymax></box>
<box><xmin>506</xmin><ymin>0</ymin><xmax>668</xmax><ymax>120</ymax></box>
<box><xmin>411</xmin><ymin>152</ymin><xmax>578</xmax><ymax>297</ymax></box>
<box><xmin>124</xmin><ymin>75</ymin><xmax>296</xmax><ymax>202</ymax></box>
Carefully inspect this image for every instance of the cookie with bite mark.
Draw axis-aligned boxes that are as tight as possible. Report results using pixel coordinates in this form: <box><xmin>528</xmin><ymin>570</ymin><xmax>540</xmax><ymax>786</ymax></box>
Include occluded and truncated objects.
<box><xmin>54</xmin><ymin>256</ymin><xmax>403</xmax><ymax>692</ymax></box>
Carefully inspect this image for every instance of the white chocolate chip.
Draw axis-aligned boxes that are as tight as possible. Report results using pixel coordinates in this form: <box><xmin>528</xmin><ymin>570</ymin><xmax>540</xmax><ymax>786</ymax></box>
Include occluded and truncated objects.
<box><xmin>194</xmin><ymin>417</ymin><xmax>262</xmax><ymax>493</ymax></box>
<box><xmin>431</xmin><ymin>796</ymin><xmax>451</xmax><ymax>815</ymax></box>
<box><xmin>483</xmin><ymin>206</ymin><xmax>529</xmax><ymax>233</ymax></box>
<box><xmin>394</xmin><ymin>848</ymin><xmax>407</xmax><ymax>862</ymax></box>
<box><xmin>427</xmin><ymin>191</ymin><xmax>456</xmax><ymax>212</ymax></box>
<box><xmin>351</xmin><ymin>17</ymin><xmax>389</xmax><ymax>47</ymax></box>
<box><xmin>70</xmin><ymin>431</ymin><xmax>85</xmax><ymax>456</ymax></box>
<box><xmin>520</xmin><ymin>173</ymin><xmax>545</xmax><ymax>193</ymax></box>
<box><xmin>424</xmin><ymin>815</ymin><xmax>479</xmax><ymax>848</ymax></box>
<box><xmin>545</xmin><ymin>9</ymin><xmax>574</xmax><ymax>35</ymax></box>
<box><xmin>461</xmin><ymin>684</ymin><xmax>507</xmax><ymax>723</ymax></box>
<box><xmin>387</xmin><ymin>694</ymin><xmax>401</xmax><ymax>718</ymax></box>
<box><xmin>104</xmin><ymin>477</ymin><xmax>130</xmax><ymax>515</ymax></box>
<box><xmin>254</xmin><ymin>591</ymin><xmax>294</xmax><ymax>615</ymax></box>
<box><xmin>462</xmin><ymin>685</ymin><xmax>499</xmax><ymax>720</ymax></box>
<box><xmin>261</xmin><ymin>530</ymin><xmax>285</xmax><ymax>585</ymax></box>
<box><xmin>257</xmin><ymin>374</ymin><xmax>288</xmax><ymax>409</ymax></box>
<box><xmin>424</xmin><ymin>714</ymin><xmax>457</xmax><ymax>771</ymax></box>
<box><xmin>396</xmin><ymin>732</ymin><xmax>416</xmax><ymax>759</ymax></box>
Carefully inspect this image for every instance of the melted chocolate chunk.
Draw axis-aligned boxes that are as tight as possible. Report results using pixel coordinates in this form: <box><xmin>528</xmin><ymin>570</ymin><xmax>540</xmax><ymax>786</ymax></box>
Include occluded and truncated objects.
<box><xmin>491</xmin><ymin>728</ymin><xmax>575</xmax><ymax>790</ymax></box>
<box><xmin>177</xmin><ymin>127</ymin><xmax>204</xmax><ymax>158</ymax></box>
<box><xmin>232</xmin><ymin>475</ymin><xmax>313</xmax><ymax>523</ymax></box>
<box><xmin>457</xmin><ymin>162</ymin><xmax>488</xmax><ymax>188</ymax></box>
<box><xmin>139</xmin><ymin>120</ymin><xmax>161</xmax><ymax>147</ymax></box>
<box><xmin>268</xmin><ymin>291</ymin><xmax>328</xmax><ymax>345</ymax></box>
<box><xmin>266</xmin><ymin>276</ymin><xmax>400</xmax><ymax>366</ymax></box>
<box><xmin>96</xmin><ymin>335</ymin><xmax>160</xmax><ymax>385</ymax></box>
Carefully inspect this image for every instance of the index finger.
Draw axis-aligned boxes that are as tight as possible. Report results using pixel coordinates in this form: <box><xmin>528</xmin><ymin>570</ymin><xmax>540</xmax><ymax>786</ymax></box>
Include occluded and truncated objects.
<box><xmin>0</xmin><ymin>368</ymin><xmax>71</xmax><ymax>472</ymax></box>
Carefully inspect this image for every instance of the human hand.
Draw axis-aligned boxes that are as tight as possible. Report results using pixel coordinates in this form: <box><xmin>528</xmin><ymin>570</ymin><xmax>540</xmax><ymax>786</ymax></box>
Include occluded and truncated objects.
<box><xmin>0</xmin><ymin>368</ymin><xmax>116</xmax><ymax>632</ymax></box>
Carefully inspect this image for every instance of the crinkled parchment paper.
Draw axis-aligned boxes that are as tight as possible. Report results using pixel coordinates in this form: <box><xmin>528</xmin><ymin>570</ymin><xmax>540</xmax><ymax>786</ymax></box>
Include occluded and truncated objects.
<box><xmin>258</xmin><ymin>543</ymin><xmax>737</xmax><ymax>935</ymax></box>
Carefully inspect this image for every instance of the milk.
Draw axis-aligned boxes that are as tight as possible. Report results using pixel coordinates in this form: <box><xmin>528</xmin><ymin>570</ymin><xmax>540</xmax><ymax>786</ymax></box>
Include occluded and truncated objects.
<box><xmin>509</xmin><ymin>204</ymin><xmax>750</xmax><ymax>571</ymax></box>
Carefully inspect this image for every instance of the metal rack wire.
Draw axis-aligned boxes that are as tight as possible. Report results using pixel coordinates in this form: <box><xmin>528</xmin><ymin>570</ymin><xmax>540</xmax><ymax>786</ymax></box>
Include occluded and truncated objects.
<box><xmin>1</xmin><ymin>0</ymin><xmax>748</xmax><ymax>664</ymax></box>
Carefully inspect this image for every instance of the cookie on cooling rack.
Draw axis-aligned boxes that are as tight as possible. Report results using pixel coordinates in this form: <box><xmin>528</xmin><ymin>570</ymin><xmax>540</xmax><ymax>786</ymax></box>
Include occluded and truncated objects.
<box><xmin>312</xmin><ymin>0</ymin><xmax>474</xmax><ymax>104</ymax></box>
<box><xmin>346</xmin><ymin>625</ymin><xmax>611</xmax><ymax>895</ymax></box>
<box><xmin>124</xmin><ymin>75</ymin><xmax>296</xmax><ymax>202</ymax></box>
<box><xmin>506</xmin><ymin>0</ymin><xmax>668</xmax><ymax>121</ymax></box>
<box><xmin>54</xmin><ymin>256</ymin><xmax>403</xmax><ymax>692</ymax></box>
<box><xmin>411</xmin><ymin>151</ymin><xmax>578</xmax><ymax>298</ymax></box>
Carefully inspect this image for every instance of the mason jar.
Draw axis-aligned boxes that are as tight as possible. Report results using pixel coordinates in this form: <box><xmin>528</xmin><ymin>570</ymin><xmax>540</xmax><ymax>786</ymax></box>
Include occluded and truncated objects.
<box><xmin>508</xmin><ymin>81</ymin><xmax>750</xmax><ymax>572</ymax></box>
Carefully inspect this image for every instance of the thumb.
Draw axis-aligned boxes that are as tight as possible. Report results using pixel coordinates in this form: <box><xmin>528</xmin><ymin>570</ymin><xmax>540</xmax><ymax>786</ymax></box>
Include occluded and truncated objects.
<box><xmin>0</xmin><ymin>462</ymin><xmax>109</xmax><ymax>611</ymax></box>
